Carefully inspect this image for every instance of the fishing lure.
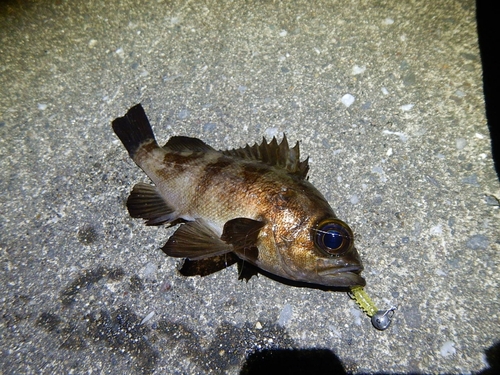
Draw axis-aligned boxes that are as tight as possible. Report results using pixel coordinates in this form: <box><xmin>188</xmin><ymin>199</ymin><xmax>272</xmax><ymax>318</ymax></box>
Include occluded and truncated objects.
<box><xmin>349</xmin><ymin>286</ymin><xmax>396</xmax><ymax>330</ymax></box>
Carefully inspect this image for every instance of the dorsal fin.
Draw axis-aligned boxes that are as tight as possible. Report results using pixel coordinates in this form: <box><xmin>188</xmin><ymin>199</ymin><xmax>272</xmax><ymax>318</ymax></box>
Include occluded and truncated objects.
<box><xmin>163</xmin><ymin>136</ymin><xmax>215</xmax><ymax>153</ymax></box>
<box><xmin>222</xmin><ymin>135</ymin><xmax>309</xmax><ymax>179</ymax></box>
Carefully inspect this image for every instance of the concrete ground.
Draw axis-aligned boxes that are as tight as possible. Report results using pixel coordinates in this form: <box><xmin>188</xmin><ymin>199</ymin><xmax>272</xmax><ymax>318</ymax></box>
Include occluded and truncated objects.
<box><xmin>1</xmin><ymin>0</ymin><xmax>498</xmax><ymax>374</ymax></box>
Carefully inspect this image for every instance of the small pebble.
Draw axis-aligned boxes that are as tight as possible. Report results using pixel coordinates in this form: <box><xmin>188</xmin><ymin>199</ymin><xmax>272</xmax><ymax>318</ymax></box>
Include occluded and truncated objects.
<box><xmin>429</xmin><ymin>224</ymin><xmax>442</xmax><ymax>236</ymax></box>
<box><xmin>265</xmin><ymin>127</ymin><xmax>279</xmax><ymax>138</ymax></box>
<box><xmin>277</xmin><ymin>304</ymin><xmax>293</xmax><ymax>327</ymax></box>
<box><xmin>484</xmin><ymin>195</ymin><xmax>500</xmax><ymax>206</ymax></box>
<box><xmin>341</xmin><ymin>94</ymin><xmax>355</xmax><ymax>108</ymax></box>
<box><xmin>350</xmin><ymin>194</ymin><xmax>359</xmax><ymax>204</ymax></box>
<box><xmin>203</xmin><ymin>122</ymin><xmax>216</xmax><ymax>132</ymax></box>
<box><xmin>400</xmin><ymin>104</ymin><xmax>414</xmax><ymax>111</ymax></box>
<box><xmin>140</xmin><ymin>262</ymin><xmax>158</xmax><ymax>280</ymax></box>
<box><xmin>455</xmin><ymin>138</ymin><xmax>467</xmax><ymax>150</ymax></box>
<box><xmin>440</xmin><ymin>341</ymin><xmax>456</xmax><ymax>357</ymax></box>
<box><xmin>352</xmin><ymin>65</ymin><xmax>366</xmax><ymax>75</ymax></box>
<box><xmin>178</xmin><ymin>109</ymin><xmax>190</xmax><ymax>119</ymax></box>
<box><xmin>466</xmin><ymin>234</ymin><xmax>488</xmax><ymax>250</ymax></box>
<box><xmin>435</xmin><ymin>269</ymin><xmax>447</xmax><ymax>276</ymax></box>
<box><xmin>140</xmin><ymin>311</ymin><xmax>155</xmax><ymax>325</ymax></box>
<box><xmin>461</xmin><ymin>174</ymin><xmax>479</xmax><ymax>186</ymax></box>
<box><xmin>383</xmin><ymin>18</ymin><xmax>394</xmax><ymax>25</ymax></box>
<box><xmin>382</xmin><ymin>130</ymin><xmax>408</xmax><ymax>142</ymax></box>
<box><xmin>349</xmin><ymin>308</ymin><xmax>362</xmax><ymax>326</ymax></box>
<box><xmin>371</xmin><ymin>166</ymin><xmax>387</xmax><ymax>183</ymax></box>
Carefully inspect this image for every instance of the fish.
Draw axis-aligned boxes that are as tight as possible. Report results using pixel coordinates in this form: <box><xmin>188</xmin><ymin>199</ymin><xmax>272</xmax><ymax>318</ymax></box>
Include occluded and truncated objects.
<box><xmin>112</xmin><ymin>104</ymin><xmax>365</xmax><ymax>288</ymax></box>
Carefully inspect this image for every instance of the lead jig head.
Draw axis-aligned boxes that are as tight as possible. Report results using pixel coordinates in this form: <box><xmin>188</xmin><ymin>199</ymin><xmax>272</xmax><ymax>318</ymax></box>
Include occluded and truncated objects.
<box><xmin>371</xmin><ymin>307</ymin><xmax>397</xmax><ymax>330</ymax></box>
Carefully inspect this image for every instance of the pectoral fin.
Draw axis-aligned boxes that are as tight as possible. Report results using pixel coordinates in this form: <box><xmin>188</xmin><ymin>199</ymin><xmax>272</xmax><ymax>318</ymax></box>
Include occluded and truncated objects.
<box><xmin>221</xmin><ymin>218</ymin><xmax>265</xmax><ymax>251</ymax></box>
<box><xmin>127</xmin><ymin>183</ymin><xmax>175</xmax><ymax>225</ymax></box>
<box><xmin>162</xmin><ymin>219</ymin><xmax>233</xmax><ymax>260</ymax></box>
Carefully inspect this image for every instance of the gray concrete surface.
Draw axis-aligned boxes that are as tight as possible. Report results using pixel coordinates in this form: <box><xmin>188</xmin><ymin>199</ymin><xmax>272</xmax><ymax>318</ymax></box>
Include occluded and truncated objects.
<box><xmin>1</xmin><ymin>0</ymin><xmax>499</xmax><ymax>374</ymax></box>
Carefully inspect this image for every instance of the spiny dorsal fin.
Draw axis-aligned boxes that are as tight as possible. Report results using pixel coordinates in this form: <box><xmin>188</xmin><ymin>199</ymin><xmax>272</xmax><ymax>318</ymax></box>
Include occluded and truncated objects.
<box><xmin>163</xmin><ymin>136</ymin><xmax>215</xmax><ymax>153</ymax></box>
<box><xmin>222</xmin><ymin>135</ymin><xmax>309</xmax><ymax>179</ymax></box>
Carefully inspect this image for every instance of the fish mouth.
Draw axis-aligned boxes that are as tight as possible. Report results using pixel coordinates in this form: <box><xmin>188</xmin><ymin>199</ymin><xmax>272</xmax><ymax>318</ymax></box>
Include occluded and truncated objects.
<box><xmin>319</xmin><ymin>267</ymin><xmax>365</xmax><ymax>287</ymax></box>
<box><xmin>326</xmin><ymin>265</ymin><xmax>363</xmax><ymax>274</ymax></box>
<box><xmin>316</xmin><ymin>261</ymin><xmax>366</xmax><ymax>287</ymax></box>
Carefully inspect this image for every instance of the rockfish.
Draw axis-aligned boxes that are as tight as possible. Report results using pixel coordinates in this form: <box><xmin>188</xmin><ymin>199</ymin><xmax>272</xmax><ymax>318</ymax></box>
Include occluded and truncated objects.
<box><xmin>112</xmin><ymin>104</ymin><xmax>365</xmax><ymax>288</ymax></box>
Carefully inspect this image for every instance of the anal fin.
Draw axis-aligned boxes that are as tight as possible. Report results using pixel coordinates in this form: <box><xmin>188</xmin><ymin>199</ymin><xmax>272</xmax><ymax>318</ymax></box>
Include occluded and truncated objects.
<box><xmin>127</xmin><ymin>182</ymin><xmax>175</xmax><ymax>225</ymax></box>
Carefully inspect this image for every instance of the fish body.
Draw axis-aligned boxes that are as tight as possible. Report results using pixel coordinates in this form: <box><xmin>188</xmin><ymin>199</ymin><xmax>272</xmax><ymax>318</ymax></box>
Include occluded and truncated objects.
<box><xmin>112</xmin><ymin>104</ymin><xmax>365</xmax><ymax>288</ymax></box>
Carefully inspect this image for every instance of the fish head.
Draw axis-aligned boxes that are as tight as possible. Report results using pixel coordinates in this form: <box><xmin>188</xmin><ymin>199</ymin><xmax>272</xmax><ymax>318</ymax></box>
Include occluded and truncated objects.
<box><xmin>268</xmin><ymin>215</ymin><xmax>366</xmax><ymax>288</ymax></box>
<box><xmin>256</xmin><ymin>182</ymin><xmax>366</xmax><ymax>289</ymax></box>
<box><xmin>309</xmin><ymin>217</ymin><xmax>365</xmax><ymax>287</ymax></box>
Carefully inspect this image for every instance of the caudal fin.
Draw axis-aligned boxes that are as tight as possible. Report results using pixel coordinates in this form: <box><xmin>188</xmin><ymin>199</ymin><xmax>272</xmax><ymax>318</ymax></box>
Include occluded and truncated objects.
<box><xmin>112</xmin><ymin>104</ymin><xmax>157</xmax><ymax>158</ymax></box>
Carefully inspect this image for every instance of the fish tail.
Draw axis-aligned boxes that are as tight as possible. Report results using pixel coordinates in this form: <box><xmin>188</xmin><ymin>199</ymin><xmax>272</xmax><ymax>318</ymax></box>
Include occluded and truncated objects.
<box><xmin>112</xmin><ymin>104</ymin><xmax>158</xmax><ymax>158</ymax></box>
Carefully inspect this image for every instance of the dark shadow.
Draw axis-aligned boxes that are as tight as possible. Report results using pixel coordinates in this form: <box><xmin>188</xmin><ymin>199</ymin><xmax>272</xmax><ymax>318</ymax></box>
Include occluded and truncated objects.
<box><xmin>240</xmin><ymin>348</ymin><xmax>347</xmax><ymax>375</ymax></box>
<box><xmin>477</xmin><ymin>341</ymin><xmax>500</xmax><ymax>375</ymax></box>
<box><xmin>477</xmin><ymin>1</ymin><xmax>500</xmax><ymax>180</ymax></box>
<box><xmin>241</xmin><ymin>261</ymin><xmax>352</xmax><ymax>292</ymax></box>
<box><xmin>181</xmin><ymin>256</ymin><xmax>352</xmax><ymax>293</ymax></box>
<box><xmin>240</xmin><ymin>342</ymin><xmax>500</xmax><ymax>375</ymax></box>
<box><xmin>46</xmin><ymin>266</ymin><xmax>500</xmax><ymax>375</ymax></box>
<box><xmin>0</xmin><ymin>0</ymin><xmax>35</xmax><ymax>15</ymax></box>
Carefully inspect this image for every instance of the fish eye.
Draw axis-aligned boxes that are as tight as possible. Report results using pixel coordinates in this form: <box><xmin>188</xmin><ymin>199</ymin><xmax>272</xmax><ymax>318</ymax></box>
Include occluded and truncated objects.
<box><xmin>313</xmin><ymin>219</ymin><xmax>353</xmax><ymax>256</ymax></box>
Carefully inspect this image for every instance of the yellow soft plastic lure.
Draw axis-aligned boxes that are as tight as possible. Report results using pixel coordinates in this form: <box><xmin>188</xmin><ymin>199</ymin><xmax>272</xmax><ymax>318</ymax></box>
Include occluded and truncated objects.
<box><xmin>350</xmin><ymin>286</ymin><xmax>396</xmax><ymax>330</ymax></box>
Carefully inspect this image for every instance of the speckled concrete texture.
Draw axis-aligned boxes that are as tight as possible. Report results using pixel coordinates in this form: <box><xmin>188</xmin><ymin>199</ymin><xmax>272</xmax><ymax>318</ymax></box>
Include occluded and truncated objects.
<box><xmin>1</xmin><ymin>0</ymin><xmax>499</xmax><ymax>374</ymax></box>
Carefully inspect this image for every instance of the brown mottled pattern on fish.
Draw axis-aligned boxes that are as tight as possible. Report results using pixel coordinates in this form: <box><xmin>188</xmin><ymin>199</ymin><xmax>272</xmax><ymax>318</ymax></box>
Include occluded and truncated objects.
<box><xmin>112</xmin><ymin>104</ymin><xmax>365</xmax><ymax>288</ymax></box>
